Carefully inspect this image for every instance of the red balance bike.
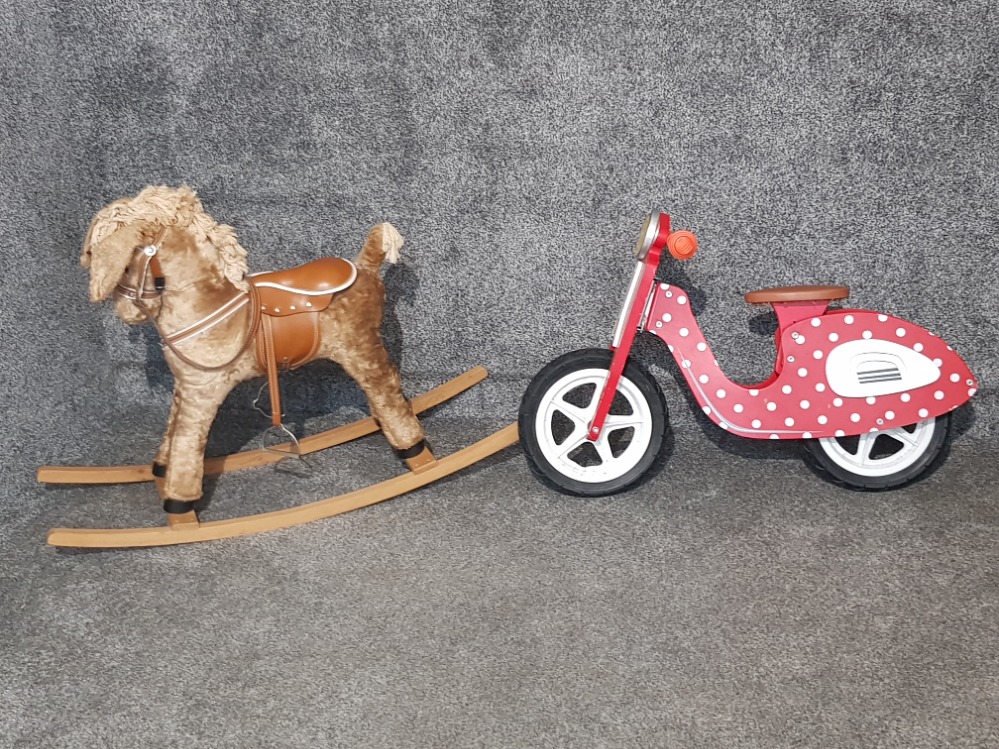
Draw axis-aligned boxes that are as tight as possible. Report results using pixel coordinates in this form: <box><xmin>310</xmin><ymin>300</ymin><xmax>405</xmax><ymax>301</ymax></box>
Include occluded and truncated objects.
<box><xmin>519</xmin><ymin>212</ymin><xmax>979</xmax><ymax>495</ymax></box>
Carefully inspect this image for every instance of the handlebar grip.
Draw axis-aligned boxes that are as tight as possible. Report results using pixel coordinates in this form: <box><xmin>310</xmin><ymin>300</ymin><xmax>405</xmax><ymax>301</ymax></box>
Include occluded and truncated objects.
<box><xmin>667</xmin><ymin>230</ymin><xmax>698</xmax><ymax>260</ymax></box>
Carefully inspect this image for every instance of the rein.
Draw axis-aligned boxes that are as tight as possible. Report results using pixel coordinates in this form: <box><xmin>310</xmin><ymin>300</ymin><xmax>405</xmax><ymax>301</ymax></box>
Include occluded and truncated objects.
<box><xmin>114</xmin><ymin>229</ymin><xmax>262</xmax><ymax>372</ymax></box>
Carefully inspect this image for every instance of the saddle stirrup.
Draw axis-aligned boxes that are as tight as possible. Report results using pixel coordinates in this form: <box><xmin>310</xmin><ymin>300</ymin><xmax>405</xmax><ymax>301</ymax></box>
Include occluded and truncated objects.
<box><xmin>256</xmin><ymin>317</ymin><xmax>309</xmax><ymax>467</ymax></box>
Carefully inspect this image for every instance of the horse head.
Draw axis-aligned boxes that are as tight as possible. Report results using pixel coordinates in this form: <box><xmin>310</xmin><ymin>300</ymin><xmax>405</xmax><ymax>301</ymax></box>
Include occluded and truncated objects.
<box><xmin>82</xmin><ymin>185</ymin><xmax>250</xmax><ymax>325</ymax></box>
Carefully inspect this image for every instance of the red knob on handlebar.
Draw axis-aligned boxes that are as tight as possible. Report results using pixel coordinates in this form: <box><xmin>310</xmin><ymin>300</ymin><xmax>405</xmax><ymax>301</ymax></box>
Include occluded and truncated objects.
<box><xmin>667</xmin><ymin>230</ymin><xmax>698</xmax><ymax>260</ymax></box>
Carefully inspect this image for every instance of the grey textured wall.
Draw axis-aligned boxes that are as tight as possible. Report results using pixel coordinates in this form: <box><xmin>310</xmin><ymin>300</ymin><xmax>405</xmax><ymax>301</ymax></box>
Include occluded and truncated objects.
<box><xmin>2</xmin><ymin>1</ymin><xmax>997</xmax><ymax>508</ymax></box>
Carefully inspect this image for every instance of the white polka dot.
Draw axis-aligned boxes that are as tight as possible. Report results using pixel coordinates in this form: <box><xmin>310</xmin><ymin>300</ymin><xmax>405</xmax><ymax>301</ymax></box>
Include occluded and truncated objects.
<box><xmin>813</xmin><ymin>350</ymin><xmax>823</xmax><ymax>360</ymax></box>
<box><xmin>932</xmin><ymin>358</ymin><xmax>943</xmax><ymax>368</ymax></box>
<box><xmin>914</xmin><ymin>343</ymin><xmax>924</xmax><ymax>352</ymax></box>
<box><xmin>679</xmin><ymin>328</ymin><xmax>689</xmax><ymax>337</ymax></box>
<box><xmin>818</xmin><ymin>415</ymin><xmax>828</xmax><ymax>425</ymax></box>
<box><xmin>828</xmin><ymin>333</ymin><xmax>839</xmax><ymax>342</ymax></box>
<box><xmin>800</xmin><ymin>400</ymin><xmax>810</xmax><ymax>409</ymax></box>
<box><xmin>795</xmin><ymin>335</ymin><xmax>806</xmax><ymax>345</ymax></box>
<box><xmin>698</xmin><ymin>374</ymin><xmax>709</xmax><ymax>384</ymax></box>
<box><xmin>895</xmin><ymin>327</ymin><xmax>905</xmax><ymax>337</ymax></box>
<box><xmin>803</xmin><ymin>432</ymin><xmax>812</xmax><ymax>439</ymax></box>
<box><xmin>969</xmin><ymin>388</ymin><xmax>977</xmax><ymax>397</ymax></box>
<box><xmin>716</xmin><ymin>389</ymin><xmax>726</xmax><ymax>399</ymax></box>
<box><xmin>835</xmin><ymin>430</ymin><xmax>845</xmax><ymax>437</ymax></box>
<box><xmin>949</xmin><ymin>373</ymin><xmax>960</xmax><ymax>383</ymax></box>
<box><xmin>720</xmin><ymin>422</ymin><xmax>729</xmax><ymax>430</ymax></box>
<box><xmin>697</xmin><ymin>342</ymin><xmax>707</xmax><ymax>352</ymax></box>
<box><xmin>678</xmin><ymin>295</ymin><xmax>687</xmax><ymax>305</ymax></box>
<box><xmin>901</xmin><ymin>393</ymin><xmax>911</xmax><ymax>402</ymax></box>
<box><xmin>770</xmin><ymin>434</ymin><xmax>779</xmax><ymax>440</ymax></box>
<box><xmin>919</xmin><ymin>408</ymin><xmax>929</xmax><ymax>418</ymax></box>
<box><xmin>666</xmin><ymin>291</ymin><xmax>672</xmax><ymax>298</ymax></box>
<box><xmin>862</xmin><ymin>330</ymin><xmax>873</xmax><ymax>340</ymax></box>
<box><xmin>749</xmin><ymin>389</ymin><xmax>759</xmax><ymax>397</ymax></box>
<box><xmin>885</xmin><ymin>411</ymin><xmax>895</xmax><ymax>420</ymax></box>
<box><xmin>798</xmin><ymin>368</ymin><xmax>808</xmax><ymax>378</ymax></box>
<box><xmin>668</xmin><ymin>345</ymin><xmax>674</xmax><ymax>352</ymax></box>
<box><xmin>878</xmin><ymin>314</ymin><xmax>888</xmax><ymax>322</ymax></box>
<box><xmin>934</xmin><ymin>390</ymin><xmax>944</xmax><ymax>400</ymax></box>
<box><xmin>850</xmin><ymin>413</ymin><xmax>861</xmax><ymax>423</ymax></box>
<box><xmin>866</xmin><ymin>396</ymin><xmax>876</xmax><ymax>405</ymax></box>
<box><xmin>815</xmin><ymin>383</ymin><xmax>826</xmax><ymax>392</ymax></box>
<box><xmin>660</xmin><ymin>283</ymin><xmax>668</xmax><ymax>290</ymax></box>
<box><xmin>811</xmin><ymin>318</ymin><xmax>821</xmax><ymax>327</ymax></box>
<box><xmin>785</xmin><ymin>417</ymin><xmax>795</xmax><ymax>427</ymax></box>
<box><xmin>782</xmin><ymin>385</ymin><xmax>792</xmax><ymax>395</ymax></box>
<box><xmin>752</xmin><ymin>419</ymin><xmax>762</xmax><ymax>428</ymax></box>
<box><xmin>767</xmin><ymin>402</ymin><xmax>777</xmax><ymax>412</ymax></box>
<box><xmin>844</xmin><ymin>315</ymin><xmax>854</xmax><ymax>324</ymax></box>
<box><xmin>682</xmin><ymin>360</ymin><xmax>691</xmax><ymax>368</ymax></box>
<box><xmin>662</xmin><ymin>313</ymin><xmax>672</xmax><ymax>322</ymax></box>
<box><xmin>734</xmin><ymin>404</ymin><xmax>744</xmax><ymax>413</ymax></box>
<box><xmin>870</xmin><ymin>427</ymin><xmax>879</xmax><ymax>433</ymax></box>
<box><xmin>833</xmin><ymin>398</ymin><xmax>843</xmax><ymax>407</ymax></box>
<box><xmin>703</xmin><ymin>406</ymin><xmax>711</xmax><ymax>415</ymax></box>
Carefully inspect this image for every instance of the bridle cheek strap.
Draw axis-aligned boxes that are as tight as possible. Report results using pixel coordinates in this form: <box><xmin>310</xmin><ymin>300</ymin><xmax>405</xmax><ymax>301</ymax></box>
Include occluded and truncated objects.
<box><xmin>113</xmin><ymin>228</ymin><xmax>167</xmax><ymax>304</ymax></box>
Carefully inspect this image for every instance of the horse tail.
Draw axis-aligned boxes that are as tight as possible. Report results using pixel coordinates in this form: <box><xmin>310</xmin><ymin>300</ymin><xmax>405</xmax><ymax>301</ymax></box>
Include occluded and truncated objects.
<box><xmin>355</xmin><ymin>222</ymin><xmax>404</xmax><ymax>273</ymax></box>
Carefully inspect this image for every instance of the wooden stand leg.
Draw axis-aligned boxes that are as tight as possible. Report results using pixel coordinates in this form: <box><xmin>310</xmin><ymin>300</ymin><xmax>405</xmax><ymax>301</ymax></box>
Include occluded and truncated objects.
<box><xmin>167</xmin><ymin>510</ymin><xmax>200</xmax><ymax>528</ymax></box>
<box><xmin>405</xmin><ymin>446</ymin><xmax>436</xmax><ymax>474</ymax></box>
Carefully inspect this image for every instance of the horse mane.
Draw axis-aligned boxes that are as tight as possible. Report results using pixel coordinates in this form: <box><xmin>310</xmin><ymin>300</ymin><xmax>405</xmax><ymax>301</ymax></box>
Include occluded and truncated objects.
<box><xmin>84</xmin><ymin>185</ymin><xmax>250</xmax><ymax>291</ymax></box>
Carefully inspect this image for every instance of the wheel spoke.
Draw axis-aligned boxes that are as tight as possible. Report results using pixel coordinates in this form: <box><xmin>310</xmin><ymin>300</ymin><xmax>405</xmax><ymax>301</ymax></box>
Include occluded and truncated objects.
<box><xmin>555</xmin><ymin>431</ymin><xmax>588</xmax><ymax>461</ymax></box>
<box><xmin>594</xmin><ymin>438</ymin><xmax>616</xmax><ymax>466</ymax></box>
<box><xmin>554</xmin><ymin>398</ymin><xmax>593</xmax><ymax>426</ymax></box>
<box><xmin>856</xmin><ymin>432</ymin><xmax>877</xmax><ymax>466</ymax></box>
<box><xmin>603</xmin><ymin>414</ymin><xmax>643</xmax><ymax>432</ymax></box>
<box><xmin>885</xmin><ymin>427</ymin><xmax>919</xmax><ymax>447</ymax></box>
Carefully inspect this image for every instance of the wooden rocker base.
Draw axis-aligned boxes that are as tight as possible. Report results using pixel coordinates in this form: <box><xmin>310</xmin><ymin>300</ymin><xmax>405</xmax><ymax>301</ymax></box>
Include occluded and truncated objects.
<box><xmin>37</xmin><ymin>367</ymin><xmax>489</xmax><ymax>485</ymax></box>
<box><xmin>47</xmin><ymin>423</ymin><xmax>519</xmax><ymax>549</ymax></box>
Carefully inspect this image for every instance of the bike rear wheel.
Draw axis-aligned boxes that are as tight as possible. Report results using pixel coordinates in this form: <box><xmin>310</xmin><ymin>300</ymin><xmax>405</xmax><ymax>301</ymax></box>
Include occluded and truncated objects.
<box><xmin>518</xmin><ymin>348</ymin><xmax>668</xmax><ymax>496</ymax></box>
<box><xmin>804</xmin><ymin>414</ymin><xmax>951</xmax><ymax>490</ymax></box>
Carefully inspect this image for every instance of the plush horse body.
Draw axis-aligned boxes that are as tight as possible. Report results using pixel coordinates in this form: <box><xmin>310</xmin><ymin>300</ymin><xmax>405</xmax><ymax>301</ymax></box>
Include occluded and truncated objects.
<box><xmin>82</xmin><ymin>185</ymin><xmax>428</xmax><ymax>519</ymax></box>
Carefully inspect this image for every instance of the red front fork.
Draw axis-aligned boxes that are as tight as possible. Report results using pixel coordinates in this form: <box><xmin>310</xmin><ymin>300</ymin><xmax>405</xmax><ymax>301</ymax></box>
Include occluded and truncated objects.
<box><xmin>587</xmin><ymin>217</ymin><xmax>669</xmax><ymax>441</ymax></box>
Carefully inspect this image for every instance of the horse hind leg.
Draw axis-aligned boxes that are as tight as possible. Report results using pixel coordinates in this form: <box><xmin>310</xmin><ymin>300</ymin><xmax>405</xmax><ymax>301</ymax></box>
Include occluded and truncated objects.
<box><xmin>332</xmin><ymin>330</ymin><xmax>435</xmax><ymax>471</ymax></box>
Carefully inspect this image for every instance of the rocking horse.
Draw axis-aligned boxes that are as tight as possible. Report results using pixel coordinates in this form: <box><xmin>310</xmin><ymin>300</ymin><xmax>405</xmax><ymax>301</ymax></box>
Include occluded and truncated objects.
<box><xmin>41</xmin><ymin>186</ymin><xmax>518</xmax><ymax>548</ymax></box>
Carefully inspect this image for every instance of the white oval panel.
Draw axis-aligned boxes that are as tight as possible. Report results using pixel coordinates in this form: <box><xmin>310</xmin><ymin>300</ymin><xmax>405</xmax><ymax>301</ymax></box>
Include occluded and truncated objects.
<box><xmin>825</xmin><ymin>339</ymin><xmax>940</xmax><ymax>398</ymax></box>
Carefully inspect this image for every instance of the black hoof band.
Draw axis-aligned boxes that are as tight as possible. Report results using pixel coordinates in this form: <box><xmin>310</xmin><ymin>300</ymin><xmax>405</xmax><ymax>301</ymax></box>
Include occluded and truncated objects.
<box><xmin>395</xmin><ymin>440</ymin><xmax>427</xmax><ymax>460</ymax></box>
<box><xmin>151</xmin><ymin>462</ymin><xmax>167</xmax><ymax>478</ymax></box>
<box><xmin>163</xmin><ymin>499</ymin><xmax>194</xmax><ymax>515</ymax></box>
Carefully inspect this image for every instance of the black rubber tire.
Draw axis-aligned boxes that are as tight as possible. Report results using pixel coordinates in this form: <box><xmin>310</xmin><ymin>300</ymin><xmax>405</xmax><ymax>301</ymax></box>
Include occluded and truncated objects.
<box><xmin>518</xmin><ymin>348</ymin><xmax>668</xmax><ymax>497</ymax></box>
<box><xmin>804</xmin><ymin>413</ymin><xmax>952</xmax><ymax>491</ymax></box>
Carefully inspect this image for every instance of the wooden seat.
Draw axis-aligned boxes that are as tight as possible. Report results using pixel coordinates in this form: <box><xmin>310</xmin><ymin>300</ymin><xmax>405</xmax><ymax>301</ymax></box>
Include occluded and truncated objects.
<box><xmin>745</xmin><ymin>285</ymin><xmax>850</xmax><ymax>305</ymax></box>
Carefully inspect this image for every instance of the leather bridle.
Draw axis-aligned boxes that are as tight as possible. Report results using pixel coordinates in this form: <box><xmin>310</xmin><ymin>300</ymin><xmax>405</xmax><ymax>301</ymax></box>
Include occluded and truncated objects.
<box><xmin>111</xmin><ymin>226</ymin><xmax>262</xmax><ymax>371</ymax></box>
<box><xmin>113</xmin><ymin>227</ymin><xmax>167</xmax><ymax>306</ymax></box>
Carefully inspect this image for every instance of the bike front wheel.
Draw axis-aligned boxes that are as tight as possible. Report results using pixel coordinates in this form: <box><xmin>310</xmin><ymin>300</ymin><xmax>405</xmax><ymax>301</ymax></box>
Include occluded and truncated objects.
<box><xmin>518</xmin><ymin>348</ymin><xmax>669</xmax><ymax>496</ymax></box>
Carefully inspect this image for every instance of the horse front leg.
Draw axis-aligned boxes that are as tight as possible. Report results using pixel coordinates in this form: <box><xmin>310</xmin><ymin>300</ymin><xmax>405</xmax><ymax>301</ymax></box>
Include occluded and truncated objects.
<box><xmin>152</xmin><ymin>389</ymin><xmax>181</xmax><ymax>478</ymax></box>
<box><xmin>160</xmin><ymin>379</ymin><xmax>231</xmax><ymax>517</ymax></box>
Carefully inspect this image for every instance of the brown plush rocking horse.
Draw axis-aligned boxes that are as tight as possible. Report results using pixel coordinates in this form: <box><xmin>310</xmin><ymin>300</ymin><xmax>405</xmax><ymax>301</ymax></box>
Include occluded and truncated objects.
<box><xmin>80</xmin><ymin>185</ymin><xmax>435</xmax><ymax>527</ymax></box>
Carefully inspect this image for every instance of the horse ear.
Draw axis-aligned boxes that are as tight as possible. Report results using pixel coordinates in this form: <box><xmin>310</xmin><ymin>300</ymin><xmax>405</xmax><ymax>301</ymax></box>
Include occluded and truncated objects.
<box><xmin>86</xmin><ymin>222</ymin><xmax>152</xmax><ymax>302</ymax></box>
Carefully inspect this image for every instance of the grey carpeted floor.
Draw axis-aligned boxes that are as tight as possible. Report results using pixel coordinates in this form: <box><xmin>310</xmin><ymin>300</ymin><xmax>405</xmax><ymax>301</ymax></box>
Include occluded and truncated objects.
<box><xmin>2</xmin><ymin>409</ymin><xmax>998</xmax><ymax>748</ymax></box>
<box><xmin>2</xmin><ymin>1</ymin><xmax>998</xmax><ymax>747</ymax></box>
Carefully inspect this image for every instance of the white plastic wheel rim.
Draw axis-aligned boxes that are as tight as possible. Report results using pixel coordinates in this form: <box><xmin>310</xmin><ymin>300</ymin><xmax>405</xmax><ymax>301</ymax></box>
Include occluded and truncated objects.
<box><xmin>534</xmin><ymin>368</ymin><xmax>654</xmax><ymax>484</ymax></box>
<box><xmin>816</xmin><ymin>418</ymin><xmax>936</xmax><ymax>478</ymax></box>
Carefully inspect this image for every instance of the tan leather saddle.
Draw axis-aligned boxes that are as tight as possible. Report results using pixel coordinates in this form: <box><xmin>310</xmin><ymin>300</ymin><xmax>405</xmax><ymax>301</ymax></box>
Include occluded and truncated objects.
<box><xmin>249</xmin><ymin>257</ymin><xmax>357</xmax><ymax>427</ymax></box>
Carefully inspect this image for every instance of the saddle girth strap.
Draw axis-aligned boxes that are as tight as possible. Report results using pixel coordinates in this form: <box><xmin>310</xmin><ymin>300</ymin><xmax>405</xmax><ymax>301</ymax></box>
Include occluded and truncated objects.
<box><xmin>260</xmin><ymin>316</ymin><xmax>283</xmax><ymax>428</ymax></box>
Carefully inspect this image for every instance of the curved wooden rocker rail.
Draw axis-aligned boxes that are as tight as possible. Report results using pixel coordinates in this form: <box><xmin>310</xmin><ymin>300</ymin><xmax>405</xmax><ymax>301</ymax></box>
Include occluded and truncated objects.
<box><xmin>37</xmin><ymin>367</ymin><xmax>489</xmax><ymax>485</ymax></box>
<box><xmin>47</xmin><ymin>423</ymin><xmax>519</xmax><ymax>549</ymax></box>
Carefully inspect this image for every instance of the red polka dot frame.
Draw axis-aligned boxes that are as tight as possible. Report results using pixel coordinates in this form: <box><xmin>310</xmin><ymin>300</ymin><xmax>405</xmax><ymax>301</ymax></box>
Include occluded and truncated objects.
<box><xmin>647</xmin><ymin>285</ymin><xmax>977</xmax><ymax>440</ymax></box>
